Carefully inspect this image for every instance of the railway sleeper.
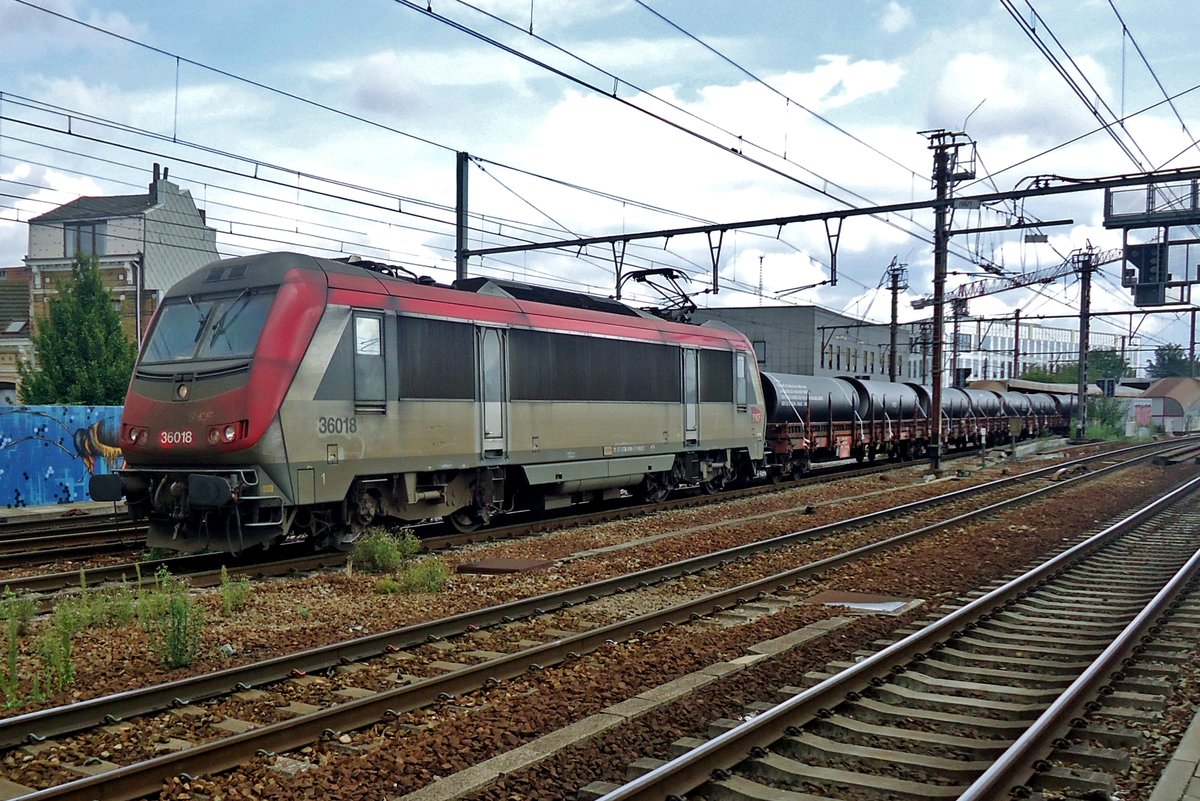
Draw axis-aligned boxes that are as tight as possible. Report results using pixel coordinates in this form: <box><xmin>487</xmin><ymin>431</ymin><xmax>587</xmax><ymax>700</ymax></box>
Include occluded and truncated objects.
<box><xmin>882</xmin><ymin>671</ymin><xmax>1073</xmax><ymax>703</ymax></box>
<box><xmin>777</xmin><ymin>731</ymin><xmax>993</xmax><ymax>782</ymax></box>
<box><xmin>1028</xmin><ymin>763</ymin><xmax>1117</xmax><ymax>796</ymax></box>
<box><xmin>867</xmin><ymin>682</ymin><xmax>1045</xmax><ymax>718</ymax></box>
<box><xmin>941</xmin><ymin>635</ymin><xmax>1107</xmax><ymax>659</ymax></box>
<box><xmin>811</xmin><ymin>659</ymin><xmax>1074</xmax><ymax>689</ymax></box>
<box><xmin>944</xmin><ymin>628</ymin><xmax>1116</xmax><ymax>649</ymax></box>
<box><xmin>906</xmin><ymin>646</ymin><xmax>1093</xmax><ymax>672</ymax></box>
<box><xmin>739</xmin><ymin>750</ymin><xmax>966</xmax><ymax>800</ymax></box>
<box><xmin>840</xmin><ymin>697</ymin><xmax>1031</xmax><ymax>738</ymax></box>
<box><xmin>710</xmin><ymin>714</ymin><xmax>1011</xmax><ymax>762</ymax></box>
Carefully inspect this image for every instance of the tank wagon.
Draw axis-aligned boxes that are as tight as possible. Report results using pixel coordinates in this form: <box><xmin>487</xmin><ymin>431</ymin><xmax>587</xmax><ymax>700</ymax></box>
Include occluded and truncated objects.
<box><xmin>759</xmin><ymin>374</ymin><xmax>1073</xmax><ymax>477</ymax></box>
<box><xmin>90</xmin><ymin>252</ymin><xmax>766</xmax><ymax>552</ymax></box>
<box><xmin>91</xmin><ymin>252</ymin><xmax>1075</xmax><ymax>554</ymax></box>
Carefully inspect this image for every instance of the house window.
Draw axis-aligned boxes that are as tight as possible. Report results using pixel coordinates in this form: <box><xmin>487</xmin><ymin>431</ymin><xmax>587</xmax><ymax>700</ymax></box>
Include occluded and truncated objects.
<box><xmin>752</xmin><ymin>340</ymin><xmax>766</xmax><ymax>365</ymax></box>
<box><xmin>65</xmin><ymin>222</ymin><xmax>107</xmax><ymax>257</ymax></box>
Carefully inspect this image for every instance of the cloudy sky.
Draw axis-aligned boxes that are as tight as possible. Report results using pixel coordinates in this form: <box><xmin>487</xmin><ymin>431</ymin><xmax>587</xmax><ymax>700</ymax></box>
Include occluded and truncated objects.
<box><xmin>2</xmin><ymin>0</ymin><xmax>1199</xmax><ymax>369</ymax></box>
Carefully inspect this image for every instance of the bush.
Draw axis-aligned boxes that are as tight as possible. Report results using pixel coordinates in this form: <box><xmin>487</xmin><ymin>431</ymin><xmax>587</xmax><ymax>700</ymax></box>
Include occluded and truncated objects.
<box><xmin>0</xmin><ymin>615</ymin><xmax>21</xmax><ymax>707</ymax></box>
<box><xmin>219</xmin><ymin>566</ymin><xmax>252</xmax><ymax>616</ymax></box>
<box><xmin>350</xmin><ymin>528</ymin><xmax>422</xmax><ymax>573</ymax></box>
<box><xmin>397</xmin><ymin>558</ymin><xmax>450</xmax><ymax>593</ymax></box>
<box><xmin>374</xmin><ymin>576</ymin><xmax>401</xmax><ymax>595</ymax></box>
<box><xmin>63</xmin><ymin>584</ymin><xmax>137</xmax><ymax>630</ymax></box>
<box><xmin>153</xmin><ymin>592</ymin><xmax>204</xmax><ymax>669</ymax></box>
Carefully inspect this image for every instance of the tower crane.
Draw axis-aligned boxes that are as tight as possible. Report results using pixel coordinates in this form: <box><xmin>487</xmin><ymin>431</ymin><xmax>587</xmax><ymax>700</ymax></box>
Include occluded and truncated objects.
<box><xmin>910</xmin><ymin>247</ymin><xmax>1125</xmax><ymax>309</ymax></box>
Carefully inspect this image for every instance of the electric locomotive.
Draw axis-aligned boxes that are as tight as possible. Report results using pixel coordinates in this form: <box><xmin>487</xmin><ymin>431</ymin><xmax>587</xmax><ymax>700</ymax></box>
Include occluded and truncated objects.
<box><xmin>91</xmin><ymin>252</ymin><xmax>767</xmax><ymax>552</ymax></box>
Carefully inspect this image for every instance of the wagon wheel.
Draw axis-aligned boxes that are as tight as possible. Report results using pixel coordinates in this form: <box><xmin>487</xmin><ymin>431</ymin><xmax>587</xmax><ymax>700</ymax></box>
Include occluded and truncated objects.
<box><xmin>447</xmin><ymin>506</ymin><xmax>484</xmax><ymax>534</ymax></box>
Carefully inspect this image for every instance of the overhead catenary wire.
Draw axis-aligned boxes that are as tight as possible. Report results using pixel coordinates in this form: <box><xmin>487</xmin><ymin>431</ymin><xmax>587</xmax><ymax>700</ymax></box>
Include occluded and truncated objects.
<box><xmin>395</xmin><ymin>0</ymin><xmax>1009</xmax><ymax>274</ymax></box>
<box><xmin>9</xmin><ymin>0</ymin><xmax>1001</xmax><ymax>304</ymax></box>
<box><xmin>1105</xmin><ymin>0</ymin><xmax>1200</xmax><ymax>168</ymax></box>
<box><xmin>4</xmin><ymin>1</ymin><xmax>1197</xmax><ymax>342</ymax></box>
<box><xmin>6</xmin><ymin>0</ymin><xmax>865</xmax><ymax>296</ymax></box>
<box><xmin>632</xmin><ymin>0</ymin><xmax>926</xmax><ymax>183</ymax></box>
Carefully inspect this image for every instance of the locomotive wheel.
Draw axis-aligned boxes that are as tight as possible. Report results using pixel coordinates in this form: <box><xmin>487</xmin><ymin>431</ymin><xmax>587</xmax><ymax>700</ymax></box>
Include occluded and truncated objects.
<box><xmin>636</xmin><ymin>473</ymin><xmax>672</xmax><ymax>504</ymax></box>
<box><xmin>447</xmin><ymin>507</ymin><xmax>484</xmax><ymax>533</ymax></box>
<box><xmin>701</xmin><ymin>474</ymin><xmax>726</xmax><ymax>495</ymax></box>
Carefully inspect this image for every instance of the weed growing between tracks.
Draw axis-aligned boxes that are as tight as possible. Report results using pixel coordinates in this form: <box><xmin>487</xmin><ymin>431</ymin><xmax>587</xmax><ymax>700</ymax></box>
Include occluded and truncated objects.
<box><xmin>350</xmin><ymin>528</ymin><xmax>422</xmax><ymax>574</ymax></box>
<box><xmin>147</xmin><ymin>568</ymin><xmax>204</xmax><ymax>669</ymax></box>
<box><xmin>350</xmin><ymin>527</ymin><xmax>451</xmax><ymax>595</ymax></box>
<box><xmin>219</xmin><ymin>566</ymin><xmax>252</xmax><ymax>616</ymax></box>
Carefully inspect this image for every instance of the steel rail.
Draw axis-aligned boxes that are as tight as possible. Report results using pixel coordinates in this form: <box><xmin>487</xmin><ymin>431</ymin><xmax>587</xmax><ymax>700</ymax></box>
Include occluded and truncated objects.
<box><xmin>0</xmin><ymin>547</ymin><xmax>340</xmax><ymax>595</ymax></box>
<box><xmin>17</xmin><ymin>454</ymin><xmax>1192</xmax><ymax>801</ymax></box>
<box><xmin>0</xmin><ymin>439</ymin><xmax>1172</xmax><ymax>751</ymax></box>
<box><xmin>959</xmin><ymin>515</ymin><xmax>1200</xmax><ymax>799</ymax></box>
<box><xmin>594</xmin><ymin>471</ymin><xmax>1200</xmax><ymax>801</ymax></box>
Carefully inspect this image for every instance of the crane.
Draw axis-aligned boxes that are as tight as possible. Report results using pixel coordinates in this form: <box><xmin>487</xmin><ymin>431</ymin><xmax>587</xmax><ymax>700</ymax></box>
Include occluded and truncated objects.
<box><xmin>910</xmin><ymin>247</ymin><xmax>1125</xmax><ymax>309</ymax></box>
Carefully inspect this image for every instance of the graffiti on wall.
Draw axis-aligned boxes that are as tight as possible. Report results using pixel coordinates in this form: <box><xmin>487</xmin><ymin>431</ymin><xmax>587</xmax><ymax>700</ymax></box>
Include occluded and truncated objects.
<box><xmin>0</xmin><ymin>406</ymin><xmax>123</xmax><ymax>507</ymax></box>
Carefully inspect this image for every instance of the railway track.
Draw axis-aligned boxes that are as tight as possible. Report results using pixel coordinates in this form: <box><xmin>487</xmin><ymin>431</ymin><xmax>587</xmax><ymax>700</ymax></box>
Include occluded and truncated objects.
<box><xmin>0</xmin><ymin>438</ymin><xmax>1187</xmax><ymax>800</ymax></box>
<box><xmin>593</xmin><ymin>472</ymin><xmax>1200</xmax><ymax>801</ymax></box>
<box><xmin>0</xmin><ymin>517</ymin><xmax>146</xmax><ymax>569</ymax></box>
<box><xmin>0</xmin><ymin>436</ymin><xmax>1134</xmax><ymax>591</ymax></box>
<box><xmin>0</xmin><ymin>441</ymin><xmax>1020</xmax><ymax>588</ymax></box>
<box><xmin>0</xmin><ymin>435</ymin><xmax>1101</xmax><ymax>573</ymax></box>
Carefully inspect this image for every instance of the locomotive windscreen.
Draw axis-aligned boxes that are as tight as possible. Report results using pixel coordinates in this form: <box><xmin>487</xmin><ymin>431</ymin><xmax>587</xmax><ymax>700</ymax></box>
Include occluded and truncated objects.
<box><xmin>142</xmin><ymin>290</ymin><xmax>276</xmax><ymax>363</ymax></box>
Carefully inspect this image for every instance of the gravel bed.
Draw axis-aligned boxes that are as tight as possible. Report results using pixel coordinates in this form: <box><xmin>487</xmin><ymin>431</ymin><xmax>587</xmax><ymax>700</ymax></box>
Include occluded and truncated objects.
<box><xmin>114</xmin><ymin>460</ymin><xmax>1189</xmax><ymax>801</ymax></box>
<box><xmin>0</xmin><ymin>443</ymin><xmax>1179</xmax><ymax>800</ymax></box>
<box><xmin>0</xmin><ymin>451</ymin><xmax>1056</xmax><ymax>717</ymax></box>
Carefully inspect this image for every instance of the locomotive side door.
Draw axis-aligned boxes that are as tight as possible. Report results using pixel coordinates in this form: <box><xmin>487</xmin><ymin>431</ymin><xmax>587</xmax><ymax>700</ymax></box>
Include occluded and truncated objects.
<box><xmin>683</xmin><ymin>348</ymin><xmax>699</xmax><ymax>445</ymax></box>
<box><xmin>479</xmin><ymin>326</ymin><xmax>507</xmax><ymax>458</ymax></box>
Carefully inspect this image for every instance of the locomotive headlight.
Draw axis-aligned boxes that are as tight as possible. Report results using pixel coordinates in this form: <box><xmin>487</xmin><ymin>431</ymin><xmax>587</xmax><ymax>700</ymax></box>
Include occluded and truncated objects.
<box><xmin>207</xmin><ymin>420</ymin><xmax>248</xmax><ymax>446</ymax></box>
<box><xmin>123</xmin><ymin>424</ymin><xmax>149</xmax><ymax>445</ymax></box>
<box><xmin>175</xmin><ymin>384</ymin><xmax>190</xmax><ymax>400</ymax></box>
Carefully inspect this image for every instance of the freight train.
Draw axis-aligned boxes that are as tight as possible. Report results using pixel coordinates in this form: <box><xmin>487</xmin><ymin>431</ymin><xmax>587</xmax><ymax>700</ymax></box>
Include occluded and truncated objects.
<box><xmin>89</xmin><ymin>252</ymin><xmax>1073</xmax><ymax>554</ymax></box>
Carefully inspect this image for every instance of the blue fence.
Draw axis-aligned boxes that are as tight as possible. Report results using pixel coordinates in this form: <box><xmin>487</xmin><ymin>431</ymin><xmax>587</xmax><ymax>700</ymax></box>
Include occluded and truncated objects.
<box><xmin>0</xmin><ymin>406</ymin><xmax>123</xmax><ymax>507</ymax></box>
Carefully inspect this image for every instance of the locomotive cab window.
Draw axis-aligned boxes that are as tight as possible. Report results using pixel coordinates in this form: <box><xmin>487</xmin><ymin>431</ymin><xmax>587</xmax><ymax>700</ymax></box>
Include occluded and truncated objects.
<box><xmin>354</xmin><ymin>312</ymin><xmax>386</xmax><ymax>410</ymax></box>
<box><xmin>142</xmin><ymin>290</ymin><xmax>276</xmax><ymax>364</ymax></box>
<box><xmin>735</xmin><ymin>352</ymin><xmax>748</xmax><ymax>410</ymax></box>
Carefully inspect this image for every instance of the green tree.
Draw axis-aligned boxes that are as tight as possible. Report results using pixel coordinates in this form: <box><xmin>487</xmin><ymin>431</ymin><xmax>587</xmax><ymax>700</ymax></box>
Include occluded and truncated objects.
<box><xmin>1147</xmin><ymin>344</ymin><xmax>1198</xmax><ymax>378</ymax></box>
<box><xmin>1018</xmin><ymin>348</ymin><xmax>1131</xmax><ymax>385</ymax></box>
<box><xmin>18</xmin><ymin>255</ymin><xmax>137</xmax><ymax>404</ymax></box>
<box><xmin>1019</xmin><ymin>364</ymin><xmax>1074</xmax><ymax>384</ymax></box>
<box><xmin>1086</xmin><ymin>348</ymin><xmax>1130</xmax><ymax>379</ymax></box>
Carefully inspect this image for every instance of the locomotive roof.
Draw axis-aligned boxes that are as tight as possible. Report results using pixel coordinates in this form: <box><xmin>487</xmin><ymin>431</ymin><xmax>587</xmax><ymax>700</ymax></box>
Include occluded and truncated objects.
<box><xmin>162</xmin><ymin>252</ymin><xmax>753</xmax><ymax>351</ymax></box>
<box><xmin>453</xmin><ymin>277</ymin><xmax>651</xmax><ymax>319</ymax></box>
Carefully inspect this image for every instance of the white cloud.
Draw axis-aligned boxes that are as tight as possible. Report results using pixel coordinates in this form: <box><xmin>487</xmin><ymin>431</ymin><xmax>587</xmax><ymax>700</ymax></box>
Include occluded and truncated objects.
<box><xmin>0</xmin><ymin>0</ymin><xmax>144</xmax><ymax>62</ymax></box>
<box><xmin>880</xmin><ymin>2</ymin><xmax>913</xmax><ymax>34</ymax></box>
